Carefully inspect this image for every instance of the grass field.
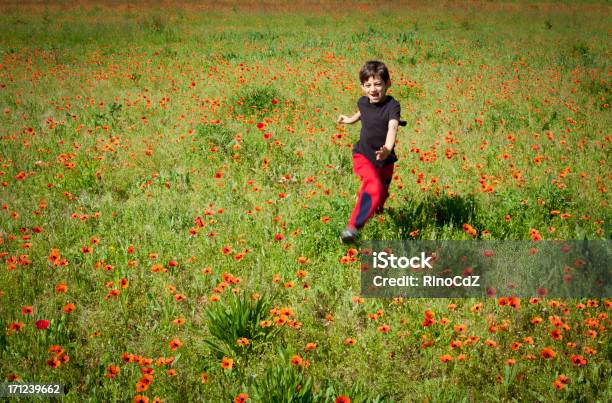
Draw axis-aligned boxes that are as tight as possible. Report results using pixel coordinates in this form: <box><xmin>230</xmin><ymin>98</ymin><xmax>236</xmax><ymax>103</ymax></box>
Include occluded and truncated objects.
<box><xmin>0</xmin><ymin>1</ymin><xmax>610</xmax><ymax>401</ymax></box>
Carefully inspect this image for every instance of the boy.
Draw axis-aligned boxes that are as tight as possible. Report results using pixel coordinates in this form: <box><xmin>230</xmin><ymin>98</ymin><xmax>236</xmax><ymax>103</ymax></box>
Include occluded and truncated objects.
<box><xmin>337</xmin><ymin>60</ymin><xmax>405</xmax><ymax>243</ymax></box>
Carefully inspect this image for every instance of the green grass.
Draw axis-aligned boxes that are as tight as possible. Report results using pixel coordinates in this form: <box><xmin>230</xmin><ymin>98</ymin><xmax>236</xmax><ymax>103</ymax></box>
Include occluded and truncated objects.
<box><xmin>0</xmin><ymin>1</ymin><xmax>610</xmax><ymax>402</ymax></box>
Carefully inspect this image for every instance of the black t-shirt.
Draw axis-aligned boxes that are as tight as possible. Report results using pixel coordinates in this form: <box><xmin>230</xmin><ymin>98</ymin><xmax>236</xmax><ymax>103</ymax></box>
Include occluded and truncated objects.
<box><xmin>352</xmin><ymin>95</ymin><xmax>401</xmax><ymax>166</ymax></box>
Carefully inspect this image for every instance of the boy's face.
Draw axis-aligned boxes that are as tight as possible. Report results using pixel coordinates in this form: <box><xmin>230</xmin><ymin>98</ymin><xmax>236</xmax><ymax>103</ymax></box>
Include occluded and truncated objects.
<box><xmin>361</xmin><ymin>75</ymin><xmax>389</xmax><ymax>104</ymax></box>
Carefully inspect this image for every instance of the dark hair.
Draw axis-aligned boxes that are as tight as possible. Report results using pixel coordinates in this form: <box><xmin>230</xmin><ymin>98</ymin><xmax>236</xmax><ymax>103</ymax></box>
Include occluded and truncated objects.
<box><xmin>359</xmin><ymin>60</ymin><xmax>390</xmax><ymax>84</ymax></box>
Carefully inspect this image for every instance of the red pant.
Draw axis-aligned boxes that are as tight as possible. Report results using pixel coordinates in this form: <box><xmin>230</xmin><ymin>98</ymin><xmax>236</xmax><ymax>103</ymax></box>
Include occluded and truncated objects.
<box><xmin>348</xmin><ymin>153</ymin><xmax>394</xmax><ymax>229</ymax></box>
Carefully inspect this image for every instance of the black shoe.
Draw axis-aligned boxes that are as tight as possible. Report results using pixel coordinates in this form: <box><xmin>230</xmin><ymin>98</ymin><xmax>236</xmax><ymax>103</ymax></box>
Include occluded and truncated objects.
<box><xmin>340</xmin><ymin>228</ymin><xmax>359</xmax><ymax>244</ymax></box>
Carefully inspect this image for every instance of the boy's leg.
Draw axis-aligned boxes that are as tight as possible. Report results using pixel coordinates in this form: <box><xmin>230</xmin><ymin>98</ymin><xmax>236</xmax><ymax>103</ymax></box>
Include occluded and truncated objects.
<box><xmin>375</xmin><ymin>163</ymin><xmax>394</xmax><ymax>214</ymax></box>
<box><xmin>348</xmin><ymin>154</ymin><xmax>383</xmax><ymax>230</ymax></box>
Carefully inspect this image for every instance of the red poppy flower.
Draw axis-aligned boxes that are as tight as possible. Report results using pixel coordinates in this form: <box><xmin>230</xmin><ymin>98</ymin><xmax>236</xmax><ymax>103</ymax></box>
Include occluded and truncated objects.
<box><xmin>106</xmin><ymin>365</ymin><xmax>120</xmax><ymax>379</ymax></box>
<box><xmin>63</xmin><ymin>303</ymin><xmax>76</xmax><ymax>313</ymax></box>
<box><xmin>571</xmin><ymin>354</ymin><xmax>587</xmax><ymax>366</ymax></box>
<box><xmin>553</xmin><ymin>380</ymin><xmax>565</xmax><ymax>390</ymax></box>
<box><xmin>304</xmin><ymin>342</ymin><xmax>317</xmax><ymax>351</ymax></box>
<box><xmin>235</xmin><ymin>393</ymin><xmax>249</xmax><ymax>403</ymax></box>
<box><xmin>48</xmin><ymin>249</ymin><xmax>61</xmax><ymax>266</ymax></box>
<box><xmin>510</xmin><ymin>342</ymin><xmax>522</xmax><ymax>351</ymax></box>
<box><xmin>462</xmin><ymin>223</ymin><xmax>477</xmax><ymax>237</ymax></box>
<box><xmin>530</xmin><ymin>229</ymin><xmax>542</xmax><ymax>241</ymax></box>
<box><xmin>221</xmin><ymin>357</ymin><xmax>233</xmax><ymax>369</ymax></box>
<box><xmin>9</xmin><ymin>322</ymin><xmax>25</xmax><ymax>332</ymax></box>
<box><xmin>36</xmin><ymin>320</ymin><xmax>50</xmax><ymax>330</ymax></box>
<box><xmin>290</xmin><ymin>355</ymin><xmax>304</xmax><ymax>367</ymax></box>
<box><xmin>508</xmin><ymin>296</ymin><xmax>521</xmax><ymax>309</ymax></box>
<box><xmin>47</xmin><ymin>358</ymin><xmax>61</xmax><ymax>368</ymax></box>
<box><xmin>169</xmin><ymin>338</ymin><xmax>183</xmax><ymax>350</ymax></box>
<box><xmin>541</xmin><ymin>347</ymin><xmax>556</xmax><ymax>360</ymax></box>
<box><xmin>557</xmin><ymin>374</ymin><xmax>569</xmax><ymax>384</ymax></box>
<box><xmin>550</xmin><ymin>329</ymin><xmax>563</xmax><ymax>340</ymax></box>
<box><xmin>343</xmin><ymin>338</ymin><xmax>357</xmax><ymax>346</ymax></box>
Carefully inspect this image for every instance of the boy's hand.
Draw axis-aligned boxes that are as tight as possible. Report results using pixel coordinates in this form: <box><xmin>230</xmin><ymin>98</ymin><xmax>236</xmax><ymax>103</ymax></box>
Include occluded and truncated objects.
<box><xmin>376</xmin><ymin>146</ymin><xmax>391</xmax><ymax>161</ymax></box>
<box><xmin>337</xmin><ymin>111</ymin><xmax>360</xmax><ymax>125</ymax></box>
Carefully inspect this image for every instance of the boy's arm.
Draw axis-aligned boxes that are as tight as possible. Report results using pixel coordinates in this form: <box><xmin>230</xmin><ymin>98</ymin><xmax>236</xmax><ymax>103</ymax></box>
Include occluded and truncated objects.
<box><xmin>337</xmin><ymin>111</ymin><xmax>361</xmax><ymax>124</ymax></box>
<box><xmin>376</xmin><ymin>119</ymin><xmax>399</xmax><ymax>160</ymax></box>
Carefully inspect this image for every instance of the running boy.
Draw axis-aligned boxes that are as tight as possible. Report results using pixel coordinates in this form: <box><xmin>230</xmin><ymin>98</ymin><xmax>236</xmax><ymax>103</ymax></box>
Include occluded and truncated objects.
<box><xmin>337</xmin><ymin>60</ymin><xmax>405</xmax><ymax>243</ymax></box>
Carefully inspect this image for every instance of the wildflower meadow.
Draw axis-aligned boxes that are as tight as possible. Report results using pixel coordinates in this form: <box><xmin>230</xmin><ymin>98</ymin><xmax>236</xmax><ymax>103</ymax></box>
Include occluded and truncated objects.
<box><xmin>0</xmin><ymin>1</ymin><xmax>610</xmax><ymax>402</ymax></box>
